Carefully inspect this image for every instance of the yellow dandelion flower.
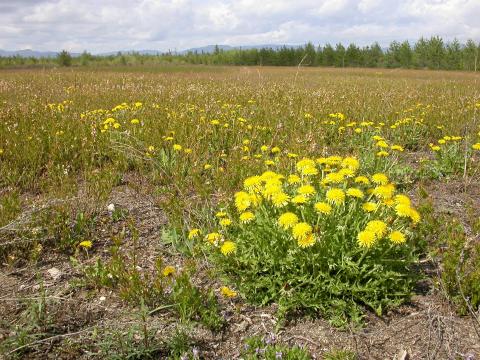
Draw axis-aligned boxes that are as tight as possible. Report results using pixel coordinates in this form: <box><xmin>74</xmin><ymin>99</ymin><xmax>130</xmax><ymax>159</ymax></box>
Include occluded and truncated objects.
<box><xmin>395</xmin><ymin>203</ymin><xmax>411</xmax><ymax>217</ymax></box>
<box><xmin>341</xmin><ymin>157</ymin><xmax>360</xmax><ymax>171</ymax></box>
<box><xmin>188</xmin><ymin>228</ymin><xmax>200</xmax><ymax>239</ymax></box>
<box><xmin>314</xmin><ymin>202</ymin><xmax>332</xmax><ymax>215</ymax></box>
<box><xmin>326</xmin><ymin>188</ymin><xmax>345</xmax><ymax>205</ymax></box>
<box><xmin>79</xmin><ymin>240</ymin><xmax>92</xmax><ymax>249</ymax></box>
<box><xmin>391</xmin><ymin>145</ymin><xmax>404</xmax><ymax>152</ymax></box>
<box><xmin>220</xmin><ymin>286</ymin><xmax>237</xmax><ymax>298</ymax></box>
<box><xmin>366</xmin><ymin>220</ymin><xmax>387</xmax><ymax>239</ymax></box>
<box><xmin>357</xmin><ymin>230</ymin><xmax>376</xmax><ymax>248</ymax></box>
<box><xmin>346</xmin><ymin>188</ymin><xmax>364</xmax><ymax>199</ymax></box>
<box><xmin>362</xmin><ymin>202</ymin><xmax>378</xmax><ymax>212</ymax></box>
<box><xmin>292</xmin><ymin>194</ymin><xmax>308</xmax><ymax>204</ymax></box>
<box><xmin>292</xmin><ymin>222</ymin><xmax>313</xmax><ymax>241</ymax></box>
<box><xmin>130</xmin><ymin>118</ymin><xmax>140</xmax><ymax>124</ymax></box>
<box><xmin>219</xmin><ymin>218</ymin><xmax>232</xmax><ymax>227</ymax></box>
<box><xmin>472</xmin><ymin>143</ymin><xmax>480</xmax><ymax>151</ymax></box>
<box><xmin>216</xmin><ymin>211</ymin><xmax>227</xmax><ymax>218</ymax></box>
<box><xmin>325</xmin><ymin>172</ymin><xmax>345</xmax><ymax>184</ymax></box>
<box><xmin>271</xmin><ymin>192</ymin><xmax>290</xmax><ymax>207</ymax></box>
<box><xmin>243</xmin><ymin>175</ymin><xmax>262</xmax><ymax>191</ymax></box>
<box><xmin>298</xmin><ymin>233</ymin><xmax>316</xmax><ymax>248</ymax></box>
<box><xmin>206</xmin><ymin>232</ymin><xmax>222</xmax><ymax>244</ymax></box>
<box><xmin>377</xmin><ymin>151</ymin><xmax>389</xmax><ymax>157</ymax></box>
<box><xmin>338</xmin><ymin>168</ymin><xmax>355</xmax><ymax>178</ymax></box>
<box><xmin>288</xmin><ymin>174</ymin><xmax>301</xmax><ymax>184</ymax></box>
<box><xmin>372</xmin><ymin>173</ymin><xmax>389</xmax><ymax>185</ymax></box>
<box><xmin>221</xmin><ymin>241</ymin><xmax>236</xmax><ymax>256</ymax></box>
<box><xmin>173</xmin><ymin>144</ymin><xmax>182</xmax><ymax>151</ymax></box>
<box><xmin>373</xmin><ymin>184</ymin><xmax>395</xmax><ymax>199</ymax></box>
<box><xmin>389</xmin><ymin>231</ymin><xmax>406</xmax><ymax>244</ymax></box>
<box><xmin>297</xmin><ymin>185</ymin><xmax>316</xmax><ymax>196</ymax></box>
<box><xmin>271</xmin><ymin>146</ymin><xmax>281</xmax><ymax>154</ymax></box>
<box><xmin>394</xmin><ymin>194</ymin><xmax>411</xmax><ymax>206</ymax></box>
<box><xmin>409</xmin><ymin>208</ymin><xmax>421</xmax><ymax>224</ymax></box>
<box><xmin>162</xmin><ymin>266</ymin><xmax>176</xmax><ymax>277</ymax></box>
<box><xmin>239</xmin><ymin>211</ymin><xmax>255</xmax><ymax>223</ymax></box>
<box><xmin>354</xmin><ymin>176</ymin><xmax>370</xmax><ymax>185</ymax></box>
<box><xmin>234</xmin><ymin>191</ymin><xmax>252</xmax><ymax>212</ymax></box>
<box><xmin>376</xmin><ymin>140</ymin><xmax>389</xmax><ymax>148</ymax></box>
<box><xmin>278</xmin><ymin>212</ymin><xmax>298</xmax><ymax>229</ymax></box>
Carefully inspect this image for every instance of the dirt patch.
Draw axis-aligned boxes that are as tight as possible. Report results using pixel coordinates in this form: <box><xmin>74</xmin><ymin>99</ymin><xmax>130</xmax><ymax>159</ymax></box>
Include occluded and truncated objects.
<box><xmin>1</xmin><ymin>183</ymin><xmax>480</xmax><ymax>359</ymax></box>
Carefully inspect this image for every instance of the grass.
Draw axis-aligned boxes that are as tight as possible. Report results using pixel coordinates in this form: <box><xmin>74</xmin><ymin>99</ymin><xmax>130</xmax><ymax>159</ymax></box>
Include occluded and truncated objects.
<box><xmin>1</xmin><ymin>65</ymin><xmax>479</xmax><ymax>358</ymax></box>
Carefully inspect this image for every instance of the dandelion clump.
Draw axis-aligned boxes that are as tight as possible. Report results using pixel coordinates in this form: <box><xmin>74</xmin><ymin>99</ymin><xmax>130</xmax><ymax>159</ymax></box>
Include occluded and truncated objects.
<box><xmin>200</xmin><ymin>155</ymin><xmax>422</xmax><ymax>324</ymax></box>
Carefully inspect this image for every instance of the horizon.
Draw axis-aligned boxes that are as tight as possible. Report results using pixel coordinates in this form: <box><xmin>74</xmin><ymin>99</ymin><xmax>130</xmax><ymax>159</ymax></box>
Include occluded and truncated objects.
<box><xmin>1</xmin><ymin>1</ymin><xmax>479</xmax><ymax>54</ymax></box>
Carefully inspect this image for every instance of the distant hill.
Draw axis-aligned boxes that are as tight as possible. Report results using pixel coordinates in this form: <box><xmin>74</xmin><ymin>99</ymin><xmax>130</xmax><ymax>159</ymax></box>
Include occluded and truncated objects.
<box><xmin>0</xmin><ymin>45</ymin><xmax>300</xmax><ymax>58</ymax></box>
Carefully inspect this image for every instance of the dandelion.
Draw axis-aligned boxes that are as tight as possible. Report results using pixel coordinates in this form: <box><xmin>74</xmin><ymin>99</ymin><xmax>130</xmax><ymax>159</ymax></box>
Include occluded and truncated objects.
<box><xmin>243</xmin><ymin>176</ymin><xmax>262</xmax><ymax>191</ymax></box>
<box><xmin>346</xmin><ymin>188</ymin><xmax>364</xmax><ymax>199</ymax></box>
<box><xmin>235</xmin><ymin>191</ymin><xmax>252</xmax><ymax>212</ymax></box>
<box><xmin>354</xmin><ymin>176</ymin><xmax>370</xmax><ymax>185</ymax></box>
<box><xmin>391</xmin><ymin>145</ymin><xmax>404</xmax><ymax>152</ymax></box>
<box><xmin>79</xmin><ymin>240</ymin><xmax>92</xmax><ymax>249</ymax></box>
<box><xmin>297</xmin><ymin>185</ymin><xmax>316</xmax><ymax>196</ymax></box>
<box><xmin>394</xmin><ymin>194</ymin><xmax>411</xmax><ymax>206</ymax></box>
<box><xmin>206</xmin><ymin>232</ymin><xmax>222</xmax><ymax>245</ymax></box>
<box><xmin>204</xmin><ymin>164</ymin><xmax>212</xmax><ymax>170</ymax></box>
<box><xmin>297</xmin><ymin>233</ymin><xmax>316</xmax><ymax>248</ymax></box>
<box><xmin>473</xmin><ymin>143</ymin><xmax>480</xmax><ymax>150</ymax></box>
<box><xmin>362</xmin><ymin>202</ymin><xmax>378</xmax><ymax>212</ymax></box>
<box><xmin>271</xmin><ymin>146</ymin><xmax>281</xmax><ymax>154</ymax></box>
<box><xmin>287</xmin><ymin>174</ymin><xmax>301</xmax><ymax>184</ymax></box>
<box><xmin>278</xmin><ymin>212</ymin><xmax>298</xmax><ymax>229</ymax></box>
<box><xmin>366</xmin><ymin>220</ymin><xmax>387</xmax><ymax>238</ymax></box>
<box><xmin>271</xmin><ymin>192</ymin><xmax>290</xmax><ymax>208</ymax></box>
<box><xmin>292</xmin><ymin>222</ymin><xmax>313</xmax><ymax>241</ymax></box>
<box><xmin>314</xmin><ymin>202</ymin><xmax>332</xmax><ymax>215</ymax></box>
<box><xmin>220</xmin><ymin>286</ymin><xmax>237</xmax><ymax>298</ymax></box>
<box><xmin>357</xmin><ymin>230</ymin><xmax>376</xmax><ymax>248</ymax></box>
<box><xmin>220</xmin><ymin>218</ymin><xmax>232</xmax><ymax>227</ymax></box>
<box><xmin>173</xmin><ymin>144</ymin><xmax>182</xmax><ymax>151</ymax></box>
<box><xmin>130</xmin><ymin>118</ymin><xmax>140</xmax><ymax>124</ymax></box>
<box><xmin>188</xmin><ymin>228</ymin><xmax>200</xmax><ymax>239</ymax></box>
<box><xmin>239</xmin><ymin>211</ymin><xmax>255</xmax><ymax>223</ymax></box>
<box><xmin>221</xmin><ymin>241</ymin><xmax>236</xmax><ymax>256</ymax></box>
<box><xmin>372</xmin><ymin>173</ymin><xmax>389</xmax><ymax>185</ymax></box>
<box><xmin>162</xmin><ymin>266</ymin><xmax>176</xmax><ymax>277</ymax></box>
<box><xmin>389</xmin><ymin>231</ymin><xmax>406</xmax><ymax>244</ymax></box>
<box><xmin>395</xmin><ymin>203</ymin><xmax>411</xmax><ymax>217</ymax></box>
<box><xmin>376</xmin><ymin>151</ymin><xmax>389</xmax><ymax>157</ymax></box>
<box><xmin>341</xmin><ymin>157</ymin><xmax>360</xmax><ymax>171</ymax></box>
<box><xmin>292</xmin><ymin>194</ymin><xmax>308</xmax><ymax>204</ymax></box>
<box><xmin>373</xmin><ymin>184</ymin><xmax>395</xmax><ymax>199</ymax></box>
<box><xmin>148</xmin><ymin>145</ymin><xmax>155</xmax><ymax>152</ymax></box>
<box><xmin>326</xmin><ymin>188</ymin><xmax>345</xmax><ymax>205</ymax></box>
<box><xmin>409</xmin><ymin>208</ymin><xmax>421</xmax><ymax>224</ymax></box>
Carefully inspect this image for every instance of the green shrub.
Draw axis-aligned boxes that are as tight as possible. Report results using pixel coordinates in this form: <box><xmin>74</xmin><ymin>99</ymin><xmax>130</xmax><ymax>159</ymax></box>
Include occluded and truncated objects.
<box><xmin>197</xmin><ymin>156</ymin><xmax>423</xmax><ymax>325</ymax></box>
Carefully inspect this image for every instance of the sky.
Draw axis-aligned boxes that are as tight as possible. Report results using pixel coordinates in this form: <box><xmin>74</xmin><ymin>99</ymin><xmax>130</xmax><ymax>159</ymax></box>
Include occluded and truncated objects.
<box><xmin>0</xmin><ymin>0</ymin><xmax>479</xmax><ymax>53</ymax></box>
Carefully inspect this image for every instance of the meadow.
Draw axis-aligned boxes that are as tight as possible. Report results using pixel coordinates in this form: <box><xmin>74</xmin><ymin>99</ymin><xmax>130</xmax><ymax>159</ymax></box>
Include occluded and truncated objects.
<box><xmin>1</xmin><ymin>65</ymin><xmax>480</xmax><ymax>359</ymax></box>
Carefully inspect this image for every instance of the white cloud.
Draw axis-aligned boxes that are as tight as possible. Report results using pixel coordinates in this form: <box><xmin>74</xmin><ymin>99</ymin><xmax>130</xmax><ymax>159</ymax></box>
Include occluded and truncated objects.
<box><xmin>0</xmin><ymin>0</ymin><xmax>478</xmax><ymax>53</ymax></box>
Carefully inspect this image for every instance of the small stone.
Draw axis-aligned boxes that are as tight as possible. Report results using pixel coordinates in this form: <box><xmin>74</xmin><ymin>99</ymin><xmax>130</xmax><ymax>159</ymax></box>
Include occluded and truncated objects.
<box><xmin>47</xmin><ymin>267</ymin><xmax>62</xmax><ymax>281</ymax></box>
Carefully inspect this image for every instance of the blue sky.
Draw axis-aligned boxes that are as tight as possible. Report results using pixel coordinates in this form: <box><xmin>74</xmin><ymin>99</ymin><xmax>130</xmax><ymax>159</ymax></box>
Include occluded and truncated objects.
<box><xmin>1</xmin><ymin>0</ymin><xmax>479</xmax><ymax>53</ymax></box>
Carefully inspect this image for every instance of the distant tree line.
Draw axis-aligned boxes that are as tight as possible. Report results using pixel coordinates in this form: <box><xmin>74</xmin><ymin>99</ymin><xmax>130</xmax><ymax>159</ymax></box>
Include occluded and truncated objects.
<box><xmin>1</xmin><ymin>37</ymin><xmax>479</xmax><ymax>71</ymax></box>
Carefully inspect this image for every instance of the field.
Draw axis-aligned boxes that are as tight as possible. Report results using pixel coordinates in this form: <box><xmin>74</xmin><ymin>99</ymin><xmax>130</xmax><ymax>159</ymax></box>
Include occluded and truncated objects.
<box><xmin>1</xmin><ymin>65</ymin><xmax>480</xmax><ymax>359</ymax></box>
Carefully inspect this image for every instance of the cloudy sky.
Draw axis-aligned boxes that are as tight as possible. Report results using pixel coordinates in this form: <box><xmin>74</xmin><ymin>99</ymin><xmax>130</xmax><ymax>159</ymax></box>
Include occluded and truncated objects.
<box><xmin>1</xmin><ymin>0</ymin><xmax>479</xmax><ymax>53</ymax></box>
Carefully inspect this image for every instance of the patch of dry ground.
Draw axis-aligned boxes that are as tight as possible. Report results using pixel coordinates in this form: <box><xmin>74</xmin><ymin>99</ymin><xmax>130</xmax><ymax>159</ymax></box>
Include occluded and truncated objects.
<box><xmin>1</xmin><ymin>180</ymin><xmax>479</xmax><ymax>359</ymax></box>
